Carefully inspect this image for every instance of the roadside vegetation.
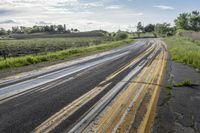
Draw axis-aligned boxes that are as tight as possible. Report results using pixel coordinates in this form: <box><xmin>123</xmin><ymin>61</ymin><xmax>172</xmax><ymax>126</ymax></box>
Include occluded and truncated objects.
<box><xmin>165</xmin><ymin>37</ymin><xmax>200</xmax><ymax>70</ymax></box>
<box><xmin>174</xmin><ymin>80</ymin><xmax>193</xmax><ymax>87</ymax></box>
<box><xmin>163</xmin><ymin>10</ymin><xmax>200</xmax><ymax>70</ymax></box>
<box><xmin>0</xmin><ymin>25</ymin><xmax>131</xmax><ymax>71</ymax></box>
<box><xmin>0</xmin><ymin>37</ymin><xmax>132</xmax><ymax>70</ymax></box>
<box><xmin>0</xmin><ymin>37</ymin><xmax>108</xmax><ymax>58</ymax></box>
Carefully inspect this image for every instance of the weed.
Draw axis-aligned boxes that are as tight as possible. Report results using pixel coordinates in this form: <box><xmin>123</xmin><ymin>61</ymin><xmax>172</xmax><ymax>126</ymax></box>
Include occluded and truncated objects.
<box><xmin>166</xmin><ymin>85</ymin><xmax>173</xmax><ymax>96</ymax></box>
<box><xmin>175</xmin><ymin>80</ymin><xmax>192</xmax><ymax>87</ymax></box>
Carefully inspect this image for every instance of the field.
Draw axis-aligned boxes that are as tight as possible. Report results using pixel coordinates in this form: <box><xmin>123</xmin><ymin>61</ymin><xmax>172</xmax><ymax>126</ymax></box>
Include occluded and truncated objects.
<box><xmin>178</xmin><ymin>30</ymin><xmax>200</xmax><ymax>40</ymax></box>
<box><xmin>165</xmin><ymin>37</ymin><xmax>200</xmax><ymax>70</ymax></box>
<box><xmin>0</xmin><ymin>38</ymin><xmax>133</xmax><ymax>70</ymax></box>
<box><xmin>0</xmin><ymin>37</ymin><xmax>109</xmax><ymax>57</ymax></box>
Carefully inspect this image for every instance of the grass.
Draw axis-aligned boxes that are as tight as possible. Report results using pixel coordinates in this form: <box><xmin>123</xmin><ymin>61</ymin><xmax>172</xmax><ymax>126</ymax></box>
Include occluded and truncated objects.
<box><xmin>0</xmin><ymin>37</ymin><xmax>108</xmax><ymax>57</ymax></box>
<box><xmin>166</xmin><ymin>85</ymin><xmax>173</xmax><ymax>96</ymax></box>
<box><xmin>165</xmin><ymin>36</ymin><xmax>200</xmax><ymax>70</ymax></box>
<box><xmin>0</xmin><ymin>39</ymin><xmax>133</xmax><ymax>70</ymax></box>
<box><xmin>174</xmin><ymin>80</ymin><xmax>192</xmax><ymax>87</ymax></box>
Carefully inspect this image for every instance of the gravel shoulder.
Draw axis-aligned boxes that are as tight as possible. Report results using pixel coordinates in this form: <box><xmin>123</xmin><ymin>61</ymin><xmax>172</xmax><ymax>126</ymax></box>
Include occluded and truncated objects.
<box><xmin>153</xmin><ymin>61</ymin><xmax>200</xmax><ymax>133</ymax></box>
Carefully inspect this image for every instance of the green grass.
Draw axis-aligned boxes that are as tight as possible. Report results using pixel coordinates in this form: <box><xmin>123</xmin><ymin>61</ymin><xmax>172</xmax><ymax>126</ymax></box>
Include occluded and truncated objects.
<box><xmin>174</xmin><ymin>80</ymin><xmax>192</xmax><ymax>87</ymax></box>
<box><xmin>0</xmin><ymin>39</ymin><xmax>133</xmax><ymax>70</ymax></box>
<box><xmin>166</xmin><ymin>85</ymin><xmax>173</xmax><ymax>96</ymax></box>
<box><xmin>165</xmin><ymin>37</ymin><xmax>200</xmax><ymax>70</ymax></box>
<box><xmin>0</xmin><ymin>37</ymin><xmax>108</xmax><ymax>57</ymax></box>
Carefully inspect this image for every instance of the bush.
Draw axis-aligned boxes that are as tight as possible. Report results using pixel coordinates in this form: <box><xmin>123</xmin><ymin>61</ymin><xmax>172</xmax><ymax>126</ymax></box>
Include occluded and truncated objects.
<box><xmin>115</xmin><ymin>33</ymin><xmax>128</xmax><ymax>40</ymax></box>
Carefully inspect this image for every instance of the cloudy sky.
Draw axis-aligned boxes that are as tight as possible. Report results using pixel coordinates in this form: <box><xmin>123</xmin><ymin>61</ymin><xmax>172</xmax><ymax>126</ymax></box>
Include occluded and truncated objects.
<box><xmin>0</xmin><ymin>0</ymin><xmax>199</xmax><ymax>31</ymax></box>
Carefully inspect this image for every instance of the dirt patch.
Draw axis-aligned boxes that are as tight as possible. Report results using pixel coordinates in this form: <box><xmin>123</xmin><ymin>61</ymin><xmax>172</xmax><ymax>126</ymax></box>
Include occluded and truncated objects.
<box><xmin>153</xmin><ymin>61</ymin><xmax>200</xmax><ymax>133</ymax></box>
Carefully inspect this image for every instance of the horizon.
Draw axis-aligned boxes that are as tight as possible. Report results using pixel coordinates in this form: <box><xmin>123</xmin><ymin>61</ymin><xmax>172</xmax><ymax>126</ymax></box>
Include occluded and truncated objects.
<box><xmin>0</xmin><ymin>0</ymin><xmax>199</xmax><ymax>32</ymax></box>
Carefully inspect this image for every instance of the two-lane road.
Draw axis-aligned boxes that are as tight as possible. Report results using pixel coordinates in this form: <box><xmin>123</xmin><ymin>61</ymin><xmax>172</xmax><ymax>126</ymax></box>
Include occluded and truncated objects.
<box><xmin>0</xmin><ymin>39</ymin><xmax>167</xmax><ymax>133</ymax></box>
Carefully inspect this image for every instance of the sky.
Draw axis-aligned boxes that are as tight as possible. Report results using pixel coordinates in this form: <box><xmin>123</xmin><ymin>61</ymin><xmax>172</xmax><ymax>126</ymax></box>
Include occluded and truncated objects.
<box><xmin>0</xmin><ymin>0</ymin><xmax>199</xmax><ymax>31</ymax></box>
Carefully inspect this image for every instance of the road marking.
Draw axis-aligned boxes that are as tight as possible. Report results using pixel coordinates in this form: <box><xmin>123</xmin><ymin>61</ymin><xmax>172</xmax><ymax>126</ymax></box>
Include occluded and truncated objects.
<box><xmin>93</xmin><ymin>50</ymin><xmax>161</xmax><ymax>133</ymax></box>
<box><xmin>0</xmin><ymin>52</ymin><xmax>129</xmax><ymax>101</ymax></box>
<box><xmin>34</xmin><ymin>82</ymin><xmax>111</xmax><ymax>133</ymax></box>
<box><xmin>68</xmin><ymin>43</ymin><xmax>159</xmax><ymax>133</ymax></box>
<box><xmin>81</xmin><ymin>40</ymin><xmax>168</xmax><ymax>133</ymax></box>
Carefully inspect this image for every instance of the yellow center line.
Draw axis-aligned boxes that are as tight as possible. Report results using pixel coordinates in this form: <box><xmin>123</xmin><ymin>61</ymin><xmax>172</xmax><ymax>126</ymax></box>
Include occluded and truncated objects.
<box><xmin>89</xmin><ymin>43</ymin><xmax>167</xmax><ymax>133</ymax></box>
<box><xmin>93</xmin><ymin>52</ymin><xmax>162</xmax><ymax>132</ymax></box>
<box><xmin>34</xmin><ymin>44</ymin><xmax>155</xmax><ymax>133</ymax></box>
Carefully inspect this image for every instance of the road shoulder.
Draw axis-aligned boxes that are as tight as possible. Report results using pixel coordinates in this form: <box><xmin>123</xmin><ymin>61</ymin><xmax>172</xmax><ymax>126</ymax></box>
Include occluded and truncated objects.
<box><xmin>153</xmin><ymin>61</ymin><xmax>200</xmax><ymax>133</ymax></box>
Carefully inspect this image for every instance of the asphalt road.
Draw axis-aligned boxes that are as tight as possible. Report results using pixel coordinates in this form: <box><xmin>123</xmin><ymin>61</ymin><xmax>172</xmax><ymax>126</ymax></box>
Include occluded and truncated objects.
<box><xmin>0</xmin><ymin>39</ymin><xmax>158</xmax><ymax>133</ymax></box>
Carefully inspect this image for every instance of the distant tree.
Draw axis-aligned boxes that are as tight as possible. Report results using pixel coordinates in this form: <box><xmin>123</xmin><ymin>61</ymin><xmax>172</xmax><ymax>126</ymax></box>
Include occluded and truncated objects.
<box><xmin>12</xmin><ymin>27</ymin><xmax>22</xmax><ymax>33</ymax></box>
<box><xmin>0</xmin><ymin>28</ymin><xmax>7</xmax><ymax>35</ymax></box>
<box><xmin>115</xmin><ymin>32</ymin><xmax>128</xmax><ymax>40</ymax></box>
<box><xmin>64</xmin><ymin>24</ymin><xmax>66</xmax><ymax>32</ymax></box>
<box><xmin>73</xmin><ymin>29</ymin><xmax>79</xmax><ymax>32</ymax></box>
<box><xmin>44</xmin><ymin>25</ymin><xmax>51</xmax><ymax>32</ymax></box>
<box><xmin>50</xmin><ymin>25</ymin><xmax>56</xmax><ymax>33</ymax></box>
<box><xmin>144</xmin><ymin>24</ymin><xmax>155</xmax><ymax>32</ymax></box>
<box><xmin>189</xmin><ymin>11</ymin><xmax>200</xmax><ymax>31</ymax></box>
<box><xmin>155</xmin><ymin>23</ymin><xmax>175</xmax><ymax>37</ymax></box>
<box><xmin>7</xmin><ymin>29</ymin><xmax>11</xmax><ymax>35</ymax></box>
<box><xmin>136</xmin><ymin>22</ymin><xmax>144</xmax><ymax>38</ymax></box>
<box><xmin>57</xmin><ymin>25</ymin><xmax>64</xmax><ymax>33</ymax></box>
<box><xmin>137</xmin><ymin>22</ymin><xmax>144</xmax><ymax>32</ymax></box>
<box><xmin>175</xmin><ymin>13</ymin><xmax>190</xmax><ymax>30</ymax></box>
<box><xmin>175</xmin><ymin>11</ymin><xmax>200</xmax><ymax>31</ymax></box>
<box><xmin>8</xmin><ymin>25</ymin><xmax>78</xmax><ymax>34</ymax></box>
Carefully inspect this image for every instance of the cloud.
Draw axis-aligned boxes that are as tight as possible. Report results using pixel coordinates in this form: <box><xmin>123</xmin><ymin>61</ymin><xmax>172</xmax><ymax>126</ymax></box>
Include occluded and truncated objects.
<box><xmin>128</xmin><ymin>13</ymin><xmax>144</xmax><ymax>16</ymax></box>
<box><xmin>0</xmin><ymin>8</ymin><xmax>15</xmax><ymax>15</ymax></box>
<box><xmin>105</xmin><ymin>5</ymin><xmax>121</xmax><ymax>10</ymax></box>
<box><xmin>0</xmin><ymin>0</ymin><xmax>149</xmax><ymax>31</ymax></box>
<box><xmin>153</xmin><ymin>5</ymin><xmax>174</xmax><ymax>10</ymax></box>
<box><xmin>36</xmin><ymin>21</ymin><xmax>52</xmax><ymax>25</ymax></box>
<box><xmin>0</xmin><ymin>19</ymin><xmax>17</xmax><ymax>24</ymax></box>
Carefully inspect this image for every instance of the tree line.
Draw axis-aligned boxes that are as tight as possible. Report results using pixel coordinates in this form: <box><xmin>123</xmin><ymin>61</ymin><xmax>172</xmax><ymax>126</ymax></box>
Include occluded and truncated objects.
<box><xmin>0</xmin><ymin>24</ymin><xmax>79</xmax><ymax>35</ymax></box>
<box><xmin>136</xmin><ymin>22</ymin><xmax>175</xmax><ymax>37</ymax></box>
<box><xmin>175</xmin><ymin>11</ymin><xmax>200</xmax><ymax>31</ymax></box>
<box><xmin>136</xmin><ymin>10</ymin><xmax>200</xmax><ymax>37</ymax></box>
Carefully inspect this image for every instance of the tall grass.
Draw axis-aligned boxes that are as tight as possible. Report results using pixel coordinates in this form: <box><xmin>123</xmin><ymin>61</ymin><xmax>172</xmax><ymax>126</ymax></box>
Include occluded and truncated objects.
<box><xmin>165</xmin><ymin>37</ymin><xmax>200</xmax><ymax>70</ymax></box>
<box><xmin>0</xmin><ymin>39</ymin><xmax>133</xmax><ymax>70</ymax></box>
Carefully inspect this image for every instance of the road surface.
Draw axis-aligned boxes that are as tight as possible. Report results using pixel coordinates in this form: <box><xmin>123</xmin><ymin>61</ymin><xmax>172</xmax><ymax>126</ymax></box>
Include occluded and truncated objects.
<box><xmin>0</xmin><ymin>39</ymin><xmax>168</xmax><ymax>133</ymax></box>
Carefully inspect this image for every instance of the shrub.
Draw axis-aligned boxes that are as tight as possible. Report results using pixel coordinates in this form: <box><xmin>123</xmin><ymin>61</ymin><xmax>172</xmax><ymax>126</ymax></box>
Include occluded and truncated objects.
<box><xmin>115</xmin><ymin>33</ymin><xmax>128</xmax><ymax>40</ymax></box>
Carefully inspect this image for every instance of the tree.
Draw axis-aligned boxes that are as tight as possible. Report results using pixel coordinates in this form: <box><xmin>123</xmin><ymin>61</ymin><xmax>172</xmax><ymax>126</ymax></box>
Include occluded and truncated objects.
<box><xmin>175</xmin><ymin>11</ymin><xmax>200</xmax><ymax>31</ymax></box>
<box><xmin>115</xmin><ymin>32</ymin><xmax>128</xmax><ymax>40</ymax></box>
<box><xmin>136</xmin><ymin>22</ymin><xmax>144</xmax><ymax>38</ymax></box>
<box><xmin>12</xmin><ymin>27</ymin><xmax>22</xmax><ymax>33</ymax></box>
<box><xmin>175</xmin><ymin>13</ymin><xmax>189</xmax><ymax>30</ymax></box>
<box><xmin>57</xmin><ymin>25</ymin><xmax>64</xmax><ymax>33</ymax></box>
<box><xmin>0</xmin><ymin>28</ymin><xmax>7</xmax><ymax>35</ymax></box>
<box><xmin>189</xmin><ymin>11</ymin><xmax>200</xmax><ymax>31</ymax></box>
<box><xmin>50</xmin><ymin>25</ymin><xmax>56</xmax><ymax>33</ymax></box>
<box><xmin>155</xmin><ymin>23</ymin><xmax>175</xmax><ymax>37</ymax></box>
<box><xmin>144</xmin><ymin>24</ymin><xmax>155</xmax><ymax>32</ymax></box>
<box><xmin>137</xmin><ymin>22</ymin><xmax>144</xmax><ymax>32</ymax></box>
<box><xmin>7</xmin><ymin>29</ymin><xmax>11</xmax><ymax>35</ymax></box>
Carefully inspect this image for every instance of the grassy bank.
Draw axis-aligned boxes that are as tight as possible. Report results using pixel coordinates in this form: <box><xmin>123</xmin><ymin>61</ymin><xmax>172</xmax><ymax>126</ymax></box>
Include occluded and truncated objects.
<box><xmin>0</xmin><ymin>39</ymin><xmax>133</xmax><ymax>70</ymax></box>
<box><xmin>0</xmin><ymin>37</ymin><xmax>107</xmax><ymax>57</ymax></box>
<box><xmin>165</xmin><ymin>37</ymin><xmax>200</xmax><ymax>70</ymax></box>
